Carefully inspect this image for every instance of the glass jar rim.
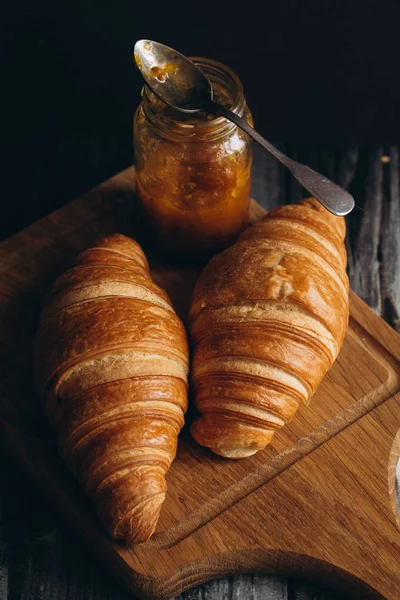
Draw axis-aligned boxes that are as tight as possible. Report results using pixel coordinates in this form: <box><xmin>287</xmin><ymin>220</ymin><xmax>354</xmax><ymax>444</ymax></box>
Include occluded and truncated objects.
<box><xmin>141</xmin><ymin>57</ymin><xmax>246</xmax><ymax>141</ymax></box>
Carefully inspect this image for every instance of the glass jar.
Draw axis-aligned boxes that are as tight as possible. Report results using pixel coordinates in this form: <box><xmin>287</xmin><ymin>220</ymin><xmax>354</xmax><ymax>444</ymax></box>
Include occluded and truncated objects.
<box><xmin>133</xmin><ymin>57</ymin><xmax>253</xmax><ymax>261</ymax></box>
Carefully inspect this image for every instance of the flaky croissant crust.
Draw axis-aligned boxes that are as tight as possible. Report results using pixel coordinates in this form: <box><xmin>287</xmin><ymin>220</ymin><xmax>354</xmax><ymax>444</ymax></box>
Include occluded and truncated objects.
<box><xmin>35</xmin><ymin>234</ymin><xmax>188</xmax><ymax>543</ymax></box>
<box><xmin>189</xmin><ymin>198</ymin><xmax>349</xmax><ymax>458</ymax></box>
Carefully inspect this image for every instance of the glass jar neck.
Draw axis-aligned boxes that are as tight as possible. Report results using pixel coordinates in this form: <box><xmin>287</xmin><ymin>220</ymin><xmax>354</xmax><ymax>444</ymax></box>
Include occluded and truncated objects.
<box><xmin>141</xmin><ymin>57</ymin><xmax>246</xmax><ymax>142</ymax></box>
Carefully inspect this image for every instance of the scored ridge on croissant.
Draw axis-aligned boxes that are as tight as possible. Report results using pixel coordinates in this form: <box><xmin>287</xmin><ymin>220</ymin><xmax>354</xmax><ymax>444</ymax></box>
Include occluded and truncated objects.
<box><xmin>34</xmin><ymin>234</ymin><xmax>188</xmax><ymax>543</ymax></box>
<box><xmin>189</xmin><ymin>198</ymin><xmax>349</xmax><ymax>459</ymax></box>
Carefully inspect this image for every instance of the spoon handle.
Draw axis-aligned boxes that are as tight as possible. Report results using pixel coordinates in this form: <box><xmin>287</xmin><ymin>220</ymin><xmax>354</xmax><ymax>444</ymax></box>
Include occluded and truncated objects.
<box><xmin>213</xmin><ymin>103</ymin><xmax>355</xmax><ymax>217</ymax></box>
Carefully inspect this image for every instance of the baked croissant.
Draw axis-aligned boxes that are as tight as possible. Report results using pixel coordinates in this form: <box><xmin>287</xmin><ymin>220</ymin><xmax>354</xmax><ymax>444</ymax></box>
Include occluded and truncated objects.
<box><xmin>189</xmin><ymin>198</ymin><xmax>349</xmax><ymax>458</ymax></box>
<box><xmin>34</xmin><ymin>234</ymin><xmax>188</xmax><ymax>543</ymax></box>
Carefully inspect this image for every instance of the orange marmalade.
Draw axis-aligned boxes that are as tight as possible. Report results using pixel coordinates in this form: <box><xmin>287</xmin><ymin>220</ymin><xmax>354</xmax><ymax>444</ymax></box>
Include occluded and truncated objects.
<box><xmin>133</xmin><ymin>57</ymin><xmax>253</xmax><ymax>261</ymax></box>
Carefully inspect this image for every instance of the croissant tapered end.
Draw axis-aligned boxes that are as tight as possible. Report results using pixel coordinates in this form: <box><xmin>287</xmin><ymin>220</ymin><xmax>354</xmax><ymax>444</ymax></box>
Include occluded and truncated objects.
<box><xmin>95</xmin><ymin>469</ymin><xmax>167</xmax><ymax>544</ymax></box>
<box><xmin>191</xmin><ymin>415</ymin><xmax>274</xmax><ymax>459</ymax></box>
<box><xmin>116</xmin><ymin>493</ymin><xmax>166</xmax><ymax>545</ymax></box>
<box><xmin>189</xmin><ymin>198</ymin><xmax>349</xmax><ymax>458</ymax></box>
<box><xmin>34</xmin><ymin>234</ymin><xmax>188</xmax><ymax>543</ymax></box>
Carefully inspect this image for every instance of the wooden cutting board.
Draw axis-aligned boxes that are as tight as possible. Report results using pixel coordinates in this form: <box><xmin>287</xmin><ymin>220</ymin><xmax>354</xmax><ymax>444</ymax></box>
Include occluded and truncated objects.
<box><xmin>0</xmin><ymin>167</ymin><xmax>399</xmax><ymax>600</ymax></box>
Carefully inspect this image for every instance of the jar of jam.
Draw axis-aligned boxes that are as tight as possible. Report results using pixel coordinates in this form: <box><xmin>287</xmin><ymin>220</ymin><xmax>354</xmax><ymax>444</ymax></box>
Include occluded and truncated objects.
<box><xmin>133</xmin><ymin>57</ymin><xmax>253</xmax><ymax>261</ymax></box>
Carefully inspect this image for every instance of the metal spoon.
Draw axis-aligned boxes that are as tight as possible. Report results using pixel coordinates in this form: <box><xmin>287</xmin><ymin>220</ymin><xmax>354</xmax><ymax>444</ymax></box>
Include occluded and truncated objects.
<box><xmin>134</xmin><ymin>40</ymin><xmax>355</xmax><ymax>217</ymax></box>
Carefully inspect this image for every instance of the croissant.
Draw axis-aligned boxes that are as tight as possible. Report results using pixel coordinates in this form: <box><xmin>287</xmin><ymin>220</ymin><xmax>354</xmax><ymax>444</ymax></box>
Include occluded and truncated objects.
<box><xmin>189</xmin><ymin>198</ymin><xmax>349</xmax><ymax>458</ymax></box>
<box><xmin>34</xmin><ymin>234</ymin><xmax>188</xmax><ymax>543</ymax></box>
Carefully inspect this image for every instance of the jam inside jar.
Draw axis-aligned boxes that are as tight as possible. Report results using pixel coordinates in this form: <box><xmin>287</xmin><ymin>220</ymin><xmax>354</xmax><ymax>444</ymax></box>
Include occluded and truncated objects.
<box><xmin>133</xmin><ymin>57</ymin><xmax>253</xmax><ymax>261</ymax></box>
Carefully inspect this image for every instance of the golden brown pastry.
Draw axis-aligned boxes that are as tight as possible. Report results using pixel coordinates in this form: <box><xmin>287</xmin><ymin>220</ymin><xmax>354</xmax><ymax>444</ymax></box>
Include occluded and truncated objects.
<box><xmin>189</xmin><ymin>198</ymin><xmax>349</xmax><ymax>458</ymax></box>
<box><xmin>34</xmin><ymin>234</ymin><xmax>188</xmax><ymax>543</ymax></box>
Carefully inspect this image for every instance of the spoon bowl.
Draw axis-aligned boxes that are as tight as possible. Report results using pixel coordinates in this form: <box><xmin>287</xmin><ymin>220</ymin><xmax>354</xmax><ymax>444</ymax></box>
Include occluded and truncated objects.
<box><xmin>134</xmin><ymin>40</ymin><xmax>212</xmax><ymax>112</ymax></box>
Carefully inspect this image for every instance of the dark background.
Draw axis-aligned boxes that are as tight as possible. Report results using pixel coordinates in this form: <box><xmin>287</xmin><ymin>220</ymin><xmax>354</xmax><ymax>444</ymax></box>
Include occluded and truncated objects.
<box><xmin>2</xmin><ymin>0</ymin><xmax>400</xmax><ymax>240</ymax></box>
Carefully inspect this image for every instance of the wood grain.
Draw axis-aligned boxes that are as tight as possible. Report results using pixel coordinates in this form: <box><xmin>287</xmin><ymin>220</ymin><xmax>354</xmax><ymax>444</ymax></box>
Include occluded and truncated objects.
<box><xmin>0</xmin><ymin>165</ymin><xmax>399</xmax><ymax>600</ymax></box>
<box><xmin>380</xmin><ymin>148</ymin><xmax>400</xmax><ymax>331</ymax></box>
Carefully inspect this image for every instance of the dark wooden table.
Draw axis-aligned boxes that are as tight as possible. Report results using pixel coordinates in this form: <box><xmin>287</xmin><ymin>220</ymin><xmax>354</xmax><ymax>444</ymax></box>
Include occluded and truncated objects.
<box><xmin>0</xmin><ymin>143</ymin><xmax>399</xmax><ymax>600</ymax></box>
